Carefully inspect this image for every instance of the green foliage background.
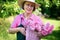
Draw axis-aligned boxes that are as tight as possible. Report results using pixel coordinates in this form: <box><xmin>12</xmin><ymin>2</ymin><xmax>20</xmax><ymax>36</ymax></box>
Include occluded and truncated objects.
<box><xmin>0</xmin><ymin>0</ymin><xmax>60</xmax><ymax>19</ymax></box>
<box><xmin>0</xmin><ymin>0</ymin><xmax>20</xmax><ymax>18</ymax></box>
<box><xmin>36</xmin><ymin>0</ymin><xmax>60</xmax><ymax>19</ymax></box>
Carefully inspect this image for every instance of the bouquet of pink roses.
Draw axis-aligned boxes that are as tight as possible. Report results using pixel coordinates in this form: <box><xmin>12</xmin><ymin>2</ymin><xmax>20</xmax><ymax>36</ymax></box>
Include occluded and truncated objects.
<box><xmin>25</xmin><ymin>19</ymin><xmax>54</xmax><ymax>36</ymax></box>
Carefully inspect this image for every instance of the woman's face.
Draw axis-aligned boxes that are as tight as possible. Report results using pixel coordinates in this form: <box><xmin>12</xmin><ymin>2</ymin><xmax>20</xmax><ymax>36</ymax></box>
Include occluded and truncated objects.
<box><xmin>24</xmin><ymin>1</ymin><xmax>35</xmax><ymax>14</ymax></box>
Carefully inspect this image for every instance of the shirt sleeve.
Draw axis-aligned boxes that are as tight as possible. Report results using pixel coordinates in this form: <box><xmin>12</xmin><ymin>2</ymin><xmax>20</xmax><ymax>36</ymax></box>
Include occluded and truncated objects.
<box><xmin>10</xmin><ymin>15</ymin><xmax>21</xmax><ymax>28</ymax></box>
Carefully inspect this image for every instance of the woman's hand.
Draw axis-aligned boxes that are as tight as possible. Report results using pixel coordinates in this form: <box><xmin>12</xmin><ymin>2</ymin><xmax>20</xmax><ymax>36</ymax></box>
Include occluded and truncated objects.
<box><xmin>18</xmin><ymin>27</ymin><xmax>26</xmax><ymax>36</ymax></box>
<box><xmin>34</xmin><ymin>30</ymin><xmax>44</xmax><ymax>38</ymax></box>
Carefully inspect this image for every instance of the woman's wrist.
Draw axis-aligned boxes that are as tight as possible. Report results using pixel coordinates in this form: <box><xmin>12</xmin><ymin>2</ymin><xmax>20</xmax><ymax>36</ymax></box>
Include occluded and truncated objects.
<box><xmin>17</xmin><ymin>27</ymin><xmax>22</xmax><ymax>32</ymax></box>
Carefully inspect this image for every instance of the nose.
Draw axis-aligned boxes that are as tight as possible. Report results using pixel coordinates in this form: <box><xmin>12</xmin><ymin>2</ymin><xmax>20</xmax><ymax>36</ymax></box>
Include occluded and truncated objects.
<box><xmin>28</xmin><ymin>5</ymin><xmax>32</xmax><ymax>8</ymax></box>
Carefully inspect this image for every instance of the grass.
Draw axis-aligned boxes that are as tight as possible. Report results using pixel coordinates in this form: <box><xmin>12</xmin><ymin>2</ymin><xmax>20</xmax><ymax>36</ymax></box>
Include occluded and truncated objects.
<box><xmin>0</xmin><ymin>17</ymin><xmax>60</xmax><ymax>40</ymax></box>
<box><xmin>0</xmin><ymin>18</ymin><xmax>16</xmax><ymax>40</ymax></box>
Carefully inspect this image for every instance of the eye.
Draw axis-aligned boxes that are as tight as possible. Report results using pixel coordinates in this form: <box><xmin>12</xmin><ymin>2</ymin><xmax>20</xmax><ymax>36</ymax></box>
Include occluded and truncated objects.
<box><xmin>26</xmin><ymin>4</ymin><xmax>30</xmax><ymax>6</ymax></box>
<box><xmin>31</xmin><ymin>5</ymin><xmax>34</xmax><ymax>7</ymax></box>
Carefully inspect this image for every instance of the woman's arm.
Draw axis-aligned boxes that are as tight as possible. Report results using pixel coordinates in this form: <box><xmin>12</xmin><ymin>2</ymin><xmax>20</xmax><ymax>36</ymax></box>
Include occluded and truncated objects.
<box><xmin>8</xmin><ymin>27</ymin><xmax>26</xmax><ymax>36</ymax></box>
<box><xmin>8</xmin><ymin>15</ymin><xmax>26</xmax><ymax>36</ymax></box>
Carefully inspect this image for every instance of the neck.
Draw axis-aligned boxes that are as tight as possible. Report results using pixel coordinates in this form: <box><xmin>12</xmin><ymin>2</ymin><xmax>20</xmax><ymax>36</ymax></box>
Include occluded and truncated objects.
<box><xmin>23</xmin><ymin>12</ymin><xmax>32</xmax><ymax>18</ymax></box>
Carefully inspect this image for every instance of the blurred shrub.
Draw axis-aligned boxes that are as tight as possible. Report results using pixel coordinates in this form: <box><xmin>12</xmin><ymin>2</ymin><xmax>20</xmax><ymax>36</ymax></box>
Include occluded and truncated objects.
<box><xmin>0</xmin><ymin>0</ymin><xmax>21</xmax><ymax>18</ymax></box>
<box><xmin>36</xmin><ymin>0</ymin><xmax>60</xmax><ymax>19</ymax></box>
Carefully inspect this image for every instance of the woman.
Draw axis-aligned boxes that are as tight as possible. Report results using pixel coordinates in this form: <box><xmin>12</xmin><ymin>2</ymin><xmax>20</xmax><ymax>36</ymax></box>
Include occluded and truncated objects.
<box><xmin>8</xmin><ymin>0</ymin><xmax>39</xmax><ymax>40</ymax></box>
<box><xmin>8</xmin><ymin>0</ymin><xmax>54</xmax><ymax>40</ymax></box>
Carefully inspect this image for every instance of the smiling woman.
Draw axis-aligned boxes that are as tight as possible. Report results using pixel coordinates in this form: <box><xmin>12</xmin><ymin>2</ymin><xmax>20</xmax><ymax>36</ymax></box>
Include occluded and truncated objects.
<box><xmin>8</xmin><ymin>0</ymin><xmax>54</xmax><ymax>40</ymax></box>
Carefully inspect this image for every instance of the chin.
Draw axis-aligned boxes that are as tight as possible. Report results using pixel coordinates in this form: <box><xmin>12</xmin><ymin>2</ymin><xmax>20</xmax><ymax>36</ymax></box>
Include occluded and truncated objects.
<box><xmin>26</xmin><ymin>11</ymin><xmax>32</xmax><ymax>14</ymax></box>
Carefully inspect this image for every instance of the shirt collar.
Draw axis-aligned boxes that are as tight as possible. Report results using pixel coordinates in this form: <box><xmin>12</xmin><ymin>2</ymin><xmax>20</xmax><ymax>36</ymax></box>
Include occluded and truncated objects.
<box><xmin>20</xmin><ymin>13</ymin><xmax>34</xmax><ymax>20</ymax></box>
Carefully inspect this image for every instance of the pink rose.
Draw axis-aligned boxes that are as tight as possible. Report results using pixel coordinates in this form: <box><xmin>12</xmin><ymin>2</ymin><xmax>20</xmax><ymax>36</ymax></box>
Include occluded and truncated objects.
<box><xmin>41</xmin><ymin>22</ymin><xmax>54</xmax><ymax>36</ymax></box>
